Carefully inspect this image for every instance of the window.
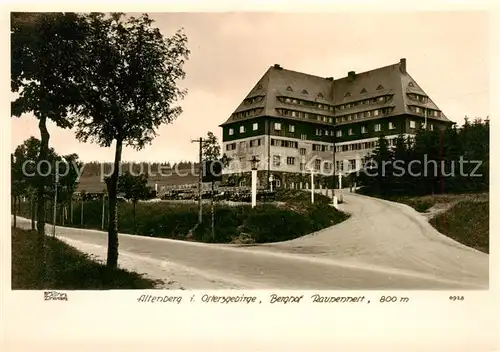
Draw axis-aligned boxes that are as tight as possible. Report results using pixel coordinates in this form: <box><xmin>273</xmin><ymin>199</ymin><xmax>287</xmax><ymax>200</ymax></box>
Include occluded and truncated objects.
<box><xmin>349</xmin><ymin>159</ymin><xmax>356</xmax><ymax>170</ymax></box>
<box><xmin>336</xmin><ymin>130</ymin><xmax>342</xmax><ymax>137</ymax></box>
<box><xmin>286</xmin><ymin>86</ymin><xmax>293</xmax><ymax>91</ymax></box>
<box><xmin>348</xmin><ymin>128</ymin><xmax>354</xmax><ymax>136</ymax></box>
<box><xmin>374</xmin><ymin>124</ymin><xmax>381</xmax><ymax>132</ymax></box>
<box><xmin>376</xmin><ymin>85</ymin><xmax>384</xmax><ymax>90</ymax></box>
<box><xmin>253</xmin><ymin>122</ymin><xmax>258</xmax><ymax>131</ymax></box>
<box><xmin>408</xmin><ymin>82</ymin><xmax>415</xmax><ymax>87</ymax></box>
<box><xmin>274</xmin><ymin>122</ymin><xmax>281</xmax><ymax>130</ymax></box>
<box><xmin>318</xmin><ymin>92</ymin><xmax>324</xmax><ymax>99</ymax></box>
<box><xmin>249</xmin><ymin>138</ymin><xmax>262</xmax><ymax>147</ymax></box>
<box><xmin>302</xmin><ymin>89</ymin><xmax>308</xmax><ymax>95</ymax></box>
<box><xmin>374</xmin><ymin>110</ymin><xmax>379</xmax><ymax>116</ymax></box>
<box><xmin>239</xmin><ymin>141</ymin><xmax>246</xmax><ymax>149</ymax></box>
<box><xmin>273</xmin><ymin>155</ymin><xmax>281</xmax><ymax>167</ymax></box>
<box><xmin>415</xmin><ymin>107</ymin><xmax>421</xmax><ymax>113</ymax></box>
<box><xmin>361</xmin><ymin>126</ymin><xmax>367</xmax><ymax>134</ymax></box>
<box><xmin>226</xmin><ymin>143</ymin><xmax>236</xmax><ymax>151</ymax></box>
<box><xmin>315</xmin><ymin>159</ymin><xmax>321</xmax><ymax>171</ymax></box>
<box><xmin>240</xmin><ymin>125</ymin><xmax>246</xmax><ymax>133</ymax></box>
<box><xmin>336</xmin><ymin>161</ymin><xmax>344</xmax><ymax>172</ymax></box>
<box><xmin>389</xmin><ymin>122</ymin><xmax>396</xmax><ymax>130</ymax></box>
<box><xmin>289</xmin><ymin>125</ymin><xmax>295</xmax><ymax>132</ymax></box>
<box><xmin>239</xmin><ymin>157</ymin><xmax>246</xmax><ymax>168</ymax></box>
<box><xmin>360</xmin><ymin>88</ymin><xmax>367</xmax><ymax>94</ymax></box>
<box><xmin>328</xmin><ymin>118</ymin><xmax>333</xmax><ymax>123</ymax></box>
<box><xmin>287</xmin><ymin>157</ymin><xmax>295</xmax><ymax>165</ymax></box>
<box><xmin>301</xmin><ymin>133</ymin><xmax>307</xmax><ymax>140</ymax></box>
<box><xmin>325</xmin><ymin>130</ymin><xmax>329</xmax><ymax>136</ymax></box>
<box><xmin>429</xmin><ymin>124</ymin><xmax>434</xmax><ymax>131</ymax></box>
<box><xmin>410</xmin><ymin>120</ymin><xmax>416</xmax><ymax>129</ymax></box>
<box><xmin>316</xmin><ymin>128</ymin><xmax>322</xmax><ymax>136</ymax></box>
<box><xmin>299</xmin><ymin>148</ymin><xmax>306</xmax><ymax>155</ymax></box>
<box><xmin>229</xmin><ymin>128</ymin><xmax>234</xmax><ymax>135</ymax></box>
<box><xmin>344</xmin><ymin>92</ymin><xmax>351</xmax><ymax>97</ymax></box>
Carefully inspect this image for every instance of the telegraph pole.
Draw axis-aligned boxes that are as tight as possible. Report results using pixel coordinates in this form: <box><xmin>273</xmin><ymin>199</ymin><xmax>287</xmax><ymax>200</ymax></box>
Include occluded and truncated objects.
<box><xmin>191</xmin><ymin>137</ymin><xmax>203</xmax><ymax>224</ymax></box>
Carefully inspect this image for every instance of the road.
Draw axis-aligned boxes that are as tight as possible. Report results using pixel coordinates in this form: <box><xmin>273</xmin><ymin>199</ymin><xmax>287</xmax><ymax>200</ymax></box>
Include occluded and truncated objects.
<box><xmin>13</xmin><ymin>192</ymin><xmax>488</xmax><ymax>289</ymax></box>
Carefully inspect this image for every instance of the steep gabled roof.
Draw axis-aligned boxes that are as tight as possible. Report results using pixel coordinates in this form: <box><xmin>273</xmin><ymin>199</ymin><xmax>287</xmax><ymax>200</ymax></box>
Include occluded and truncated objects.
<box><xmin>220</xmin><ymin>65</ymin><xmax>335</xmax><ymax>126</ymax></box>
<box><xmin>220</xmin><ymin>59</ymin><xmax>450</xmax><ymax>127</ymax></box>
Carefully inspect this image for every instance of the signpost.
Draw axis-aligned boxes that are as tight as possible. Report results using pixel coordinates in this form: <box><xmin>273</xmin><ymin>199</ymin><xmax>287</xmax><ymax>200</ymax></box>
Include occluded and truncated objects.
<box><xmin>310</xmin><ymin>168</ymin><xmax>315</xmax><ymax>204</ymax></box>
<box><xmin>250</xmin><ymin>156</ymin><xmax>260</xmax><ymax>208</ymax></box>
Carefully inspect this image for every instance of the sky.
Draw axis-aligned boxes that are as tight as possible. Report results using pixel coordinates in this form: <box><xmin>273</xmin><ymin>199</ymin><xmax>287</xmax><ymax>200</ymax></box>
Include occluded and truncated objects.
<box><xmin>10</xmin><ymin>11</ymin><xmax>490</xmax><ymax>163</ymax></box>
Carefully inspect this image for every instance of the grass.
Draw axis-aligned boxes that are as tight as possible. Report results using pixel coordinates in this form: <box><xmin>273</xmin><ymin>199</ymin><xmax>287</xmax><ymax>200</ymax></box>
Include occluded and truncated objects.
<box><xmin>381</xmin><ymin>193</ymin><xmax>489</xmax><ymax>254</ymax></box>
<box><xmin>11</xmin><ymin>227</ymin><xmax>161</xmax><ymax>290</ymax></box>
<box><xmin>430</xmin><ymin>200</ymin><xmax>489</xmax><ymax>254</ymax></box>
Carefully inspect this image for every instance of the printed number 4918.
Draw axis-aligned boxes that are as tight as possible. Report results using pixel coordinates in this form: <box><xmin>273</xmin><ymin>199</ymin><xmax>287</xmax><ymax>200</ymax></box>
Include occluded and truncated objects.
<box><xmin>449</xmin><ymin>296</ymin><xmax>464</xmax><ymax>301</ymax></box>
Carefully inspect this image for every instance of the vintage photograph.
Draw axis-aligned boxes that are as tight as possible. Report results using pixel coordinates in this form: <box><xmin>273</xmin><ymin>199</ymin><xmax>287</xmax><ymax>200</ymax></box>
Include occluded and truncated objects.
<box><xmin>10</xmin><ymin>11</ymin><xmax>489</xmax><ymax>290</ymax></box>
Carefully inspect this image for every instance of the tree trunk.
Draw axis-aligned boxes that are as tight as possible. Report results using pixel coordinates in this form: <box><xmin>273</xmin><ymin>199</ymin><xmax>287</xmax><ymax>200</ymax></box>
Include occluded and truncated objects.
<box><xmin>12</xmin><ymin>195</ymin><xmax>17</xmax><ymax>228</ymax></box>
<box><xmin>30</xmin><ymin>195</ymin><xmax>36</xmax><ymax>230</ymax></box>
<box><xmin>80</xmin><ymin>198</ymin><xmax>84</xmax><ymax>226</ymax></box>
<box><xmin>70</xmin><ymin>199</ymin><xmax>73</xmax><ymax>224</ymax></box>
<box><xmin>106</xmin><ymin>138</ymin><xmax>123</xmax><ymax>269</ymax></box>
<box><xmin>132</xmin><ymin>200</ymin><xmax>136</xmax><ymax>234</ymax></box>
<box><xmin>36</xmin><ymin>115</ymin><xmax>50</xmax><ymax>286</ymax></box>
<box><xmin>211</xmin><ymin>181</ymin><xmax>215</xmax><ymax>241</ymax></box>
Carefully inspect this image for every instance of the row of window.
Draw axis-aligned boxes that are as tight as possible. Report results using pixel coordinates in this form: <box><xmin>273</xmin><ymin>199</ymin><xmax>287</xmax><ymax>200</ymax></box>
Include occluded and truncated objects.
<box><xmin>231</xmin><ymin>108</ymin><xmax>263</xmax><ymax>121</ymax></box>
<box><xmin>338</xmin><ymin>95</ymin><xmax>392</xmax><ymax>110</ymax></box>
<box><xmin>229</xmin><ymin>119</ymin><xmax>431</xmax><ymax>141</ymax></box>
<box><xmin>278</xmin><ymin>94</ymin><xmax>395</xmax><ymax>113</ymax></box>
<box><xmin>277</xmin><ymin>108</ymin><xmax>333</xmax><ymax>123</ymax></box>
<box><xmin>226</xmin><ymin>137</ymin><xmax>264</xmax><ymax>151</ymax></box>
<box><xmin>277</xmin><ymin>96</ymin><xmax>333</xmax><ymax>112</ymax></box>
<box><xmin>229</xmin><ymin>122</ymin><xmax>261</xmax><ymax>135</ymax></box>
<box><xmin>242</xmin><ymin>95</ymin><xmax>265</xmax><ymax>106</ymax></box>
<box><xmin>336</xmin><ymin>107</ymin><xmax>394</xmax><ymax>124</ymax></box>
<box><xmin>407</xmin><ymin>93</ymin><xmax>428</xmax><ymax>104</ymax></box>
<box><xmin>271</xmin><ymin>138</ymin><xmax>299</xmax><ymax>148</ymax></box>
<box><xmin>408</xmin><ymin>105</ymin><xmax>441</xmax><ymax>117</ymax></box>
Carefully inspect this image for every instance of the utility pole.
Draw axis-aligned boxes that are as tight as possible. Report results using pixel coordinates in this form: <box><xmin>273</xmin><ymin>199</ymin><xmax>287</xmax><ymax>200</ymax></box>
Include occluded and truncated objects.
<box><xmin>191</xmin><ymin>137</ymin><xmax>203</xmax><ymax>224</ymax></box>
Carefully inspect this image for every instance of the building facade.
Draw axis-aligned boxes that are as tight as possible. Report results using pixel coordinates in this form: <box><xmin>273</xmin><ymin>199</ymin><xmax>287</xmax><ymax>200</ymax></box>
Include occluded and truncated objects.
<box><xmin>219</xmin><ymin>58</ymin><xmax>453</xmax><ymax>189</ymax></box>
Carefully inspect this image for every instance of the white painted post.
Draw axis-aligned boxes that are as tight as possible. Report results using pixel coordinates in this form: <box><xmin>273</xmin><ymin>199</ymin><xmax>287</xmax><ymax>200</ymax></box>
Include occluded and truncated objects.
<box><xmin>251</xmin><ymin>169</ymin><xmax>257</xmax><ymax>208</ymax></box>
<box><xmin>338</xmin><ymin>173</ymin><xmax>343</xmax><ymax>203</ymax></box>
<box><xmin>310</xmin><ymin>170</ymin><xmax>315</xmax><ymax>204</ymax></box>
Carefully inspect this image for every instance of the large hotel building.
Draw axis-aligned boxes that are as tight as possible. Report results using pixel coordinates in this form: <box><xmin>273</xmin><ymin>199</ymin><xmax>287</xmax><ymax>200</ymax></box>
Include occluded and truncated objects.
<box><xmin>219</xmin><ymin>58</ymin><xmax>453</xmax><ymax>189</ymax></box>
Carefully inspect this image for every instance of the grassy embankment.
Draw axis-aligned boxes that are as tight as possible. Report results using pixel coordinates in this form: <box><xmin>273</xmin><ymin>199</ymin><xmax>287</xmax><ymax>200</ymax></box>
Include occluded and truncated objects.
<box><xmin>388</xmin><ymin>193</ymin><xmax>489</xmax><ymax>253</ymax></box>
<box><xmin>16</xmin><ymin>190</ymin><xmax>349</xmax><ymax>244</ymax></box>
<box><xmin>11</xmin><ymin>227</ymin><xmax>161</xmax><ymax>289</ymax></box>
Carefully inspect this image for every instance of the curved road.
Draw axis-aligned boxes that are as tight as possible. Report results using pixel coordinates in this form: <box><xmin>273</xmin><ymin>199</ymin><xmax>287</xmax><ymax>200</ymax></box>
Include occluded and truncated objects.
<box><xmin>14</xmin><ymin>192</ymin><xmax>488</xmax><ymax>289</ymax></box>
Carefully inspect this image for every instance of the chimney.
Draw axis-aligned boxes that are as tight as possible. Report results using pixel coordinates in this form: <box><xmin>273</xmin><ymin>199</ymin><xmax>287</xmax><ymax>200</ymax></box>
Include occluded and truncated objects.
<box><xmin>273</xmin><ymin>64</ymin><xmax>282</xmax><ymax>69</ymax></box>
<box><xmin>399</xmin><ymin>58</ymin><xmax>406</xmax><ymax>73</ymax></box>
<box><xmin>325</xmin><ymin>77</ymin><xmax>333</xmax><ymax>81</ymax></box>
<box><xmin>347</xmin><ymin>71</ymin><xmax>356</xmax><ymax>82</ymax></box>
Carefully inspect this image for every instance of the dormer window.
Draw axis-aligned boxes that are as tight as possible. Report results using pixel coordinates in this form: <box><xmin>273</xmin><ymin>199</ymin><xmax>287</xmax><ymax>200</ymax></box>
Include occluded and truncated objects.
<box><xmin>302</xmin><ymin>89</ymin><xmax>308</xmax><ymax>95</ymax></box>
<box><xmin>286</xmin><ymin>86</ymin><xmax>293</xmax><ymax>92</ymax></box>
<box><xmin>317</xmin><ymin>92</ymin><xmax>324</xmax><ymax>99</ymax></box>
<box><xmin>360</xmin><ymin>88</ymin><xmax>367</xmax><ymax>94</ymax></box>
<box><xmin>408</xmin><ymin>82</ymin><xmax>415</xmax><ymax>88</ymax></box>
<box><xmin>344</xmin><ymin>92</ymin><xmax>351</xmax><ymax>97</ymax></box>
<box><xmin>257</xmin><ymin>84</ymin><xmax>262</xmax><ymax>90</ymax></box>
<box><xmin>376</xmin><ymin>85</ymin><xmax>384</xmax><ymax>90</ymax></box>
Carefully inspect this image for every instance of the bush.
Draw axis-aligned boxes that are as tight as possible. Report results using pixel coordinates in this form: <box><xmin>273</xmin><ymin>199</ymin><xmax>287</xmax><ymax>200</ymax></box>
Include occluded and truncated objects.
<box><xmin>17</xmin><ymin>196</ymin><xmax>349</xmax><ymax>245</ymax></box>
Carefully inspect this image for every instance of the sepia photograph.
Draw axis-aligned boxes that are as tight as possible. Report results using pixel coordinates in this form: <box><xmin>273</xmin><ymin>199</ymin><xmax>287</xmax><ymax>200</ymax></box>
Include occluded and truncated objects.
<box><xmin>9</xmin><ymin>10</ymin><xmax>489</xmax><ymax>293</ymax></box>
